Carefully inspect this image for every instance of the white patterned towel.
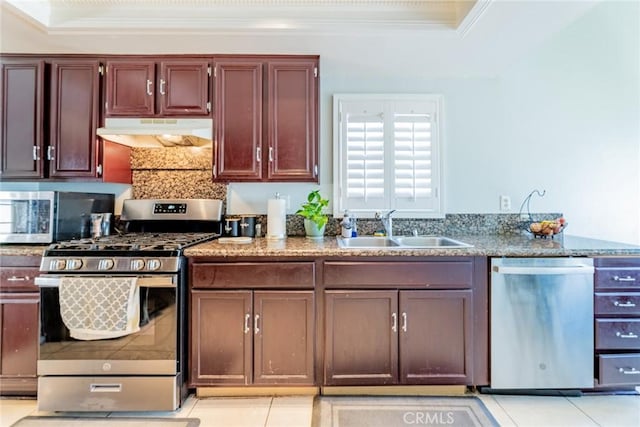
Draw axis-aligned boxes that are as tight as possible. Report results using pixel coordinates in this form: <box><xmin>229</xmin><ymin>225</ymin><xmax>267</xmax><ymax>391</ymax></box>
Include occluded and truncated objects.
<box><xmin>58</xmin><ymin>276</ymin><xmax>140</xmax><ymax>340</ymax></box>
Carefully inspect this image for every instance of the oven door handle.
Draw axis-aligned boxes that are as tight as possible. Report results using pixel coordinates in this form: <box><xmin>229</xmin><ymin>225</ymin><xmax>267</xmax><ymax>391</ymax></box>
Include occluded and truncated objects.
<box><xmin>34</xmin><ymin>275</ymin><xmax>176</xmax><ymax>288</ymax></box>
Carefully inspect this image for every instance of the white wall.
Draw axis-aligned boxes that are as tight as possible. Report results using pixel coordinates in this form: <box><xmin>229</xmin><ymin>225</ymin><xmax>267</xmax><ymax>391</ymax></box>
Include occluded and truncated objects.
<box><xmin>2</xmin><ymin>1</ymin><xmax>638</xmax><ymax>243</ymax></box>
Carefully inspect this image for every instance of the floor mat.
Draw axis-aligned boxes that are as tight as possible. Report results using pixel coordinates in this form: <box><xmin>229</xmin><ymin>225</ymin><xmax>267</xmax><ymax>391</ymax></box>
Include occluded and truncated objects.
<box><xmin>313</xmin><ymin>396</ymin><xmax>498</xmax><ymax>427</ymax></box>
<box><xmin>11</xmin><ymin>417</ymin><xmax>199</xmax><ymax>427</ymax></box>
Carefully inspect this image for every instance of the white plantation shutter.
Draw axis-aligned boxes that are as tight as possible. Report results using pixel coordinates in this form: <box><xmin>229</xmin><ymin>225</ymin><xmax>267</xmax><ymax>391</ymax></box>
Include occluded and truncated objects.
<box><xmin>334</xmin><ymin>95</ymin><xmax>443</xmax><ymax>217</ymax></box>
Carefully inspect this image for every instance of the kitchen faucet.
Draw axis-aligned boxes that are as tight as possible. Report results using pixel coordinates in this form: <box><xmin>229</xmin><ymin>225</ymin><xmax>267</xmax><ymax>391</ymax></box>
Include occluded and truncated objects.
<box><xmin>375</xmin><ymin>210</ymin><xmax>396</xmax><ymax>239</ymax></box>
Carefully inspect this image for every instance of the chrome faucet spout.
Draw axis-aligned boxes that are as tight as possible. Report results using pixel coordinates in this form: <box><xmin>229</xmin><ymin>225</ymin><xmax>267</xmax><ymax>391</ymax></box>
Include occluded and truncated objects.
<box><xmin>375</xmin><ymin>210</ymin><xmax>396</xmax><ymax>238</ymax></box>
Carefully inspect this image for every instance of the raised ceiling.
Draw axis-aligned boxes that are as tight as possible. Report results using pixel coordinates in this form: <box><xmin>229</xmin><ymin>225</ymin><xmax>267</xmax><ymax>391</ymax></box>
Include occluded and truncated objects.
<box><xmin>2</xmin><ymin>0</ymin><xmax>488</xmax><ymax>35</ymax></box>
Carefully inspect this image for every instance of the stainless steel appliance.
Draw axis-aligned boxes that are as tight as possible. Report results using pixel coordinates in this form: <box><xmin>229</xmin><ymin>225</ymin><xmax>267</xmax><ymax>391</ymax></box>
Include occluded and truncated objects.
<box><xmin>0</xmin><ymin>191</ymin><xmax>114</xmax><ymax>244</ymax></box>
<box><xmin>97</xmin><ymin>118</ymin><xmax>213</xmax><ymax>147</ymax></box>
<box><xmin>490</xmin><ymin>257</ymin><xmax>595</xmax><ymax>389</ymax></box>
<box><xmin>35</xmin><ymin>198</ymin><xmax>223</xmax><ymax>412</ymax></box>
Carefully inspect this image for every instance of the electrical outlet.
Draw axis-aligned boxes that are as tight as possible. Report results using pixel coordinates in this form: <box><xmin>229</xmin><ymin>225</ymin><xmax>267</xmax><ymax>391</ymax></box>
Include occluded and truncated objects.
<box><xmin>500</xmin><ymin>195</ymin><xmax>511</xmax><ymax>211</ymax></box>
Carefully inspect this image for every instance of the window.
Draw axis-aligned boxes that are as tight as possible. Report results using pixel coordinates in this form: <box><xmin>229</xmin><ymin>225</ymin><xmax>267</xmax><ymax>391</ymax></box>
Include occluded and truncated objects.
<box><xmin>333</xmin><ymin>94</ymin><xmax>444</xmax><ymax>218</ymax></box>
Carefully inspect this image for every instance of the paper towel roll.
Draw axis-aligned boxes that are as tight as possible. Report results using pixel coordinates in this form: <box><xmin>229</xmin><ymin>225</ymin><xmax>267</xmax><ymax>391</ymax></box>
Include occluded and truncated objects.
<box><xmin>267</xmin><ymin>198</ymin><xmax>287</xmax><ymax>239</ymax></box>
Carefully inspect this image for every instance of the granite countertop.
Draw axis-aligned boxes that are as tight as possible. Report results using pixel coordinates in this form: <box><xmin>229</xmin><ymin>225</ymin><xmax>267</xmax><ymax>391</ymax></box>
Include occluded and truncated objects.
<box><xmin>184</xmin><ymin>234</ymin><xmax>640</xmax><ymax>258</ymax></box>
<box><xmin>3</xmin><ymin>234</ymin><xmax>639</xmax><ymax>258</ymax></box>
<box><xmin>0</xmin><ymin>245</ymin><xmax>48</xmax><ymax>257</ymax></box>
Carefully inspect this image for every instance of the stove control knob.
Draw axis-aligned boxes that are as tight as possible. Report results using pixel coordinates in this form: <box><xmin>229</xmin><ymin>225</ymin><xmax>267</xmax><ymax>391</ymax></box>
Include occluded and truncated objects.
<box><xmin>51</xmin><ymin>259</ymin><xmax>66</xmax><ymax>271</ymax></box>
<box><xmin>146</xmin><ymin>259</ymin><xmax>161</xmax><ymax>271</ymax></box>
<box><xmin>66</xmin><ymin>259</ymin><xmax>83</xmax><ymax>270</ymax></box>
<box><xmin>98</xmin><ymin>259</ymin><xmax>115</xmax><ymax>270</ymax></box>
<box><xmin>130</xmin><ymin>259</ymin><xmax>145</xmax><ymax>271</ymax></box>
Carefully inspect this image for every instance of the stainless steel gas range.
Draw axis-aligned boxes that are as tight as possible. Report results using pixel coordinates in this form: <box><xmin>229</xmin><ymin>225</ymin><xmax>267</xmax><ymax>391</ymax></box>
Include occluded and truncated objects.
<box><xmin>35</xmin><ymin>199</ymin><xmax>223</xmax><ymax>412</ymax></box>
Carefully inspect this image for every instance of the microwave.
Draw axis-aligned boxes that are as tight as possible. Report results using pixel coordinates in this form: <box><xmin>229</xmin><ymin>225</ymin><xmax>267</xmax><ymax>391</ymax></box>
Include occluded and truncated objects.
<box><xmin>0</xmin><ymin>191</ymin><xmax>115</xmax><ymax>244</ymax></box>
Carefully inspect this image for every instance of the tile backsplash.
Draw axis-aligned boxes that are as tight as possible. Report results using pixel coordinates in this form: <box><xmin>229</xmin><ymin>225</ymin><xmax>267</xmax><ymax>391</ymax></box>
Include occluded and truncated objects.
<box><xmin>131</xmin><ymin>147</ymin><xmax>559</xmax><ymax>237</ymax></box>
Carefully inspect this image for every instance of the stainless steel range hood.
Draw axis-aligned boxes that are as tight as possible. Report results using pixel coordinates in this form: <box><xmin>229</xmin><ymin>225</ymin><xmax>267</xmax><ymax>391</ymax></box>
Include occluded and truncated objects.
<box><xmin>97</xmin><ymin>118</ymin><xmax>213</xmax><ymax>148</ymax></box>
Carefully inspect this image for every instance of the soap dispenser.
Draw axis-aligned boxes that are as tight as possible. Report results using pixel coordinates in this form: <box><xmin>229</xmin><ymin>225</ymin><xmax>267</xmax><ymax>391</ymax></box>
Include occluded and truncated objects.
<box><xmin>340</xmin><ymin>210</ymin><xmax>353</xmax><ymax>238</ymax></box>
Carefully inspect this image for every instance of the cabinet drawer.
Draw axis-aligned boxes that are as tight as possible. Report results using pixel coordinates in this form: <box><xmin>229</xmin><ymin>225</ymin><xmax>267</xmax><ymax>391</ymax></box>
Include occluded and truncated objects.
<box><xmin>595</xmin><ymin>268</ymin><xmax>640</xmax><ymax>290</ymax></box>
<box><xmin>323</xmin><ymin>261</ymin><xmax>472</xmax><ymax>289</ymax></box>
<box><xmin>595</xmin><ymin>292</ymin><xmax>640</xmax><ymax>316</ymax></box>
<box><xmin>0</xmin><ymin>267</ymin><xmax>39</xmax><ymax>292</ymax></box>
<box><xmin>596</xmin><ymin>319</ymin><xmax>640</xmax><ymax>350</ymax></box>
<box><xmin>191</xmin><ymin>262</ymin><xmax>315</xmax><ymax>289</ymax></box>
<box><xmin>598</xmin><ymin>354</ymin><xmax>640</xmax><ymax>386</ymax></box>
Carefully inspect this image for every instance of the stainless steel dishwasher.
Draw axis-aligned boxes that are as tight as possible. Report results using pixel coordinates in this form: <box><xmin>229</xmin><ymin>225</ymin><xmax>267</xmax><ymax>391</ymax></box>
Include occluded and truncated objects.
<box><xmin>490</xmin><ymin>257</ymin><xmax>595</xmax><ymax>389</ymax></box>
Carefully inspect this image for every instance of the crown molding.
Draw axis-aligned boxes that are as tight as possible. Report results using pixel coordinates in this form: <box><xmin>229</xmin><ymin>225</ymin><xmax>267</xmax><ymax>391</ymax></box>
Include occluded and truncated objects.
<box><xmin>3</xmin><ymin>0</ymin><xmax>486</xmax><ymax>35</ymax></box>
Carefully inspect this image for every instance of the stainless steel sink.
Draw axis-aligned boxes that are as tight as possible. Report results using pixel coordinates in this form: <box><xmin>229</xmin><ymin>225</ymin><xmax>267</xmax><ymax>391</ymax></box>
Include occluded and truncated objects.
<box><xmin>391</xmin><ymin>236</ymin><xmax>472</xmax><ymax>248</ymax></box>
<box><xmin>336</xmin><ymin>235</ymin><xmax>472</xmax><ymax>249</ymax></box>
<box><xmin>336</xmin><ymin>236</ymin><xmax>400</xmax><ymax>248</ymax></box>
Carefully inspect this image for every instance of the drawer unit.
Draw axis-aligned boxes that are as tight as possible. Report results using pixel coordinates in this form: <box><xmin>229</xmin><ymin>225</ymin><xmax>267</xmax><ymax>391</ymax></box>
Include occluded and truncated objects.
<box><xmin>593</xmin><ymin>257</ymin><xmax>640</xmax><ymax>388</ymax></box>
<box><xmin>0</xmin><ymin>267</ymin><xmax>38</xmax><ymax>292</ymax></box>
<box><xmin>594</xmin><ymin>258</ymin><xmax>640</xmax><ymax>291</ymax></box>
<box><xmin>596</xmin><ymin>319</ymin><xmax>640</xmax><ymax>350</ymax></box>
<box><xmin>595</xmin><ymin>292</ymin><xmax>640</xmax><ymax>316</ymax></box>
<box><xmin>598</xmin><ymin>354</ymin><xmax>640</xmax><ymax>386</ymax></box>
<box><xmin>191</xmin><ymin>262</ymin><xmax>315</xmax><ymax>289</ymax></box>
<box><xmin>323</xmin><ymin>260</ymin><xmax>473</xmax><ymax>289</ymax></box>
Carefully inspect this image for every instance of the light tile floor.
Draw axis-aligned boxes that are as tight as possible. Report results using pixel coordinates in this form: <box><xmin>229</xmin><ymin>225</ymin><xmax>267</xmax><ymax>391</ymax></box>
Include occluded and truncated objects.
<box><xmin>1</xmin><ymin>392</ymin><xmax>639</xmax><ymax>427</ymax></box>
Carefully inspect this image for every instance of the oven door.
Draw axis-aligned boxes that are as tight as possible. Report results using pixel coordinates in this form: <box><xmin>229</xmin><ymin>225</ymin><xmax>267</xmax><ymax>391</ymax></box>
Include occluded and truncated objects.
<box><xmin>35</xmin><ymin>275</ymin><xmax>179</xmax><ymax>376</ymax></box>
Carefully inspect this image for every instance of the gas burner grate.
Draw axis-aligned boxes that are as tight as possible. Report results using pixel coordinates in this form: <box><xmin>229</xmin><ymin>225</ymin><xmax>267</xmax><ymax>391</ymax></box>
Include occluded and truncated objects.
<box><xmin>46</xmin><ymin>232</ymin><xmax>220</xmax><ymax>254</ymax></box>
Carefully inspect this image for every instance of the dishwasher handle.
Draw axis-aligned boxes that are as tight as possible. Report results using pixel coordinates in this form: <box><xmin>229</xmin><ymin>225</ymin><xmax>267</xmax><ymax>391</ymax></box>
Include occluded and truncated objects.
<box><xmin>493</xmin><ymin>264</ymin><xmax>595</xmax><ymax>275</ymax></box>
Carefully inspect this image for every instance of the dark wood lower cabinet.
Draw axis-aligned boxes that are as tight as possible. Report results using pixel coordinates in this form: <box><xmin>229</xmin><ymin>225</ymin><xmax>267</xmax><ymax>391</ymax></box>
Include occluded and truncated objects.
<box><xmin>399</xmin><ymin>290</ymin><xmax>472</xmax><ymax>385</ymax></box>
<box><xmin>324</xmin><ymin>290</ymin><xmax>473</xmax><ymax>386</ymax></box>
<box><xmin>0</xmin><ymin>256</ymin><xmax>40</xmax><ymax>396</ymax></box>
<box><xmin>190</xmin><ymin>290</ymin><xmax>314</xmax><ymax>386</ymax></box>
<box><xmin>324</xmin><ymin>291</ymin><xmax>398</xmax><ymax>385</ymax></box>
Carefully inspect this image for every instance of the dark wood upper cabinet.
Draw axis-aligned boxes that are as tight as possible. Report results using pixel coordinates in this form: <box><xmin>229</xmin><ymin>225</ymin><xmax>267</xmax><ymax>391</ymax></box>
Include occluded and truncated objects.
<box><xmin>212</xmin><ymin>56</ymin><xmax>319</xmax><ymax>183</ymax></box>
<box><xmin>0</xmin><ymin>55</ymin><xmax>131</xmax><ymax>183</ymax></box>
<box><xmin>105</xmin><ymin>60</ymin><xmax>155</xmax><ymax>116</ymax></box>
<box><xmin>49</xmin><ymin>60</ymin><xmax>100</xmax><ymax>178</ymax></box>
<box><xmin>214</xmin><ymin>59</ymin><xmax>263</xmax><ymax>181</ymax></box>
<box><xmin>159</xmin><ymin>61</ymin><xmax>210</xmax><ymax>116</ymax></box>
<box><xmin>105</xmin><ymin>59</ymin><xmax>210</xmax><ymax>117</ymax></box>
<box><xmin>0</xmin><ymin>59</ymin><xmax>45</xmax><ymax>179</ymax></box>
<box><xmin>267</xmin><ymin>60</ymin><xmax>318</xmax><ymax>181</ymax></box>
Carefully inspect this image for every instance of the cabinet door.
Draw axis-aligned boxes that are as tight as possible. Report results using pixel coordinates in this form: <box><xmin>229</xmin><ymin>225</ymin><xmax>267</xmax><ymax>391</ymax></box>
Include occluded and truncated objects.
<box><xmin>399</xmin><ymin>290</ymin><xmax>473</xmax><ymax>385</ymax></box>
<box><xmin>105</xmin><ymin>60</ymin><xmax>155</xmax><ymax>116</ymax></box>
<box><xmin>324</xmin><ymin>290</ymin><xmax>398</xmax><ymax>385</ymax></box>
<box><xmin>0</xmin><ymin>293</ymin><xmax>39</xmax><ymax>395</ymax></box>
<box><xmin>159</xmin><ymin>61</ymin><xmax>210</xmax><ymax>116</ymax></box>
<box><xmin>49</xmin><ymin>60</ymin><xmax>100</xmax><ymax>178</ymax></box>
<box><xmin>266</xmin><ymin>59</ymin><xmax>318</xmax><ymax>182</ymax></box>
<box><xmin>253</xmin><ymin>291</ymin><xmax>314</xmax><ymax>384</ymax></box>
<box><xmin>190</xmin><ymin>291</ymin><xmax>252</xmax><ymax>386</ymax></box>
<box><xmin>213</xmin><ymin>60</ymin><xmax>263</xmax><ymax>181</ymax></box>
<box><xmin>0</xmin><ymin>59</ymin><xmax>45</xmax><ymax>179</ymax></box>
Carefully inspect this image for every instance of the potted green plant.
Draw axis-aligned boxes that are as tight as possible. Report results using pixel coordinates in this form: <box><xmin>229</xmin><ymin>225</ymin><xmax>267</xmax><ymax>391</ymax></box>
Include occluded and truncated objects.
<box><xmin>296</xmin><ymin>190</ymin><xmax>329</xmax><ymax>239</ymax></box>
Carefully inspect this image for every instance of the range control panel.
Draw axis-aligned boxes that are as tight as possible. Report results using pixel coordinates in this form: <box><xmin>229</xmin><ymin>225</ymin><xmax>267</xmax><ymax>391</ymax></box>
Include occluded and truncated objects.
<box><xmin>153</xmin><ymin>203</ymin><xmax>187</xmax><ymax>214</ymax></box>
